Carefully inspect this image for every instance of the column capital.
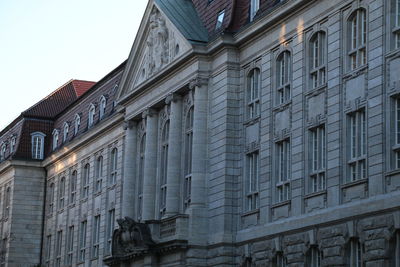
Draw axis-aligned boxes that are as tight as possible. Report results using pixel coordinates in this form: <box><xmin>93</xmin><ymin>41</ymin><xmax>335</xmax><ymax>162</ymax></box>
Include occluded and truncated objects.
<box><xmin>123</xmin><ymin>119</ymin><xmax>136</xmax><ymax>130</ymax></box>
<box><xmin>165</xmin><ymin>93</ymin><xmax>182</xmax><ymax>105</ymax></box>
<box><xmin>142</xmin><ymin>108</ymin><xmax>158</xmax><ymax>119</ymax></box>
<box><xmin>189</xmin><ymin>76</ymin><xmax>208</xmax><ymax>90</ymax></box>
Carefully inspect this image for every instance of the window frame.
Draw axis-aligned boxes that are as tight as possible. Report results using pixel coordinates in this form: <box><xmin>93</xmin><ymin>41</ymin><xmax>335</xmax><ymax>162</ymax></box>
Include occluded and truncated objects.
<box><xmin>3</xmin><ymin>187</ymin><xmax>10</xmax><ymax>219</ymax></box>
<box><xmin>88</xmin><ymin>104</ymin><xmax>96</xmax><ymax>128</ymax></box>
<box><xmin>309</xmin><ymin>31</ymin><xmax>327</xmax><ymax>89</ymax></box>
<box><xmin>79</xmin><ymin>220</ymin><xmax>87</xmax><ymax>262</ymax></box>
<box><xmin>55</xmin><ymin>230</ymin><xmax>63</xmax><ymax>267</ymax></box>
<box><xmin>309</xmin><ymin>125</ymin><xmax>326</xmax><ymax>193</ymax></box>
<box><xmin>347</xmin><ymin>109</ymin><xmax>367</xmax><ymax>182</ymax></box>
<box><xmin>276</xmin><ymin>139</ymin><xmax>291</xmax><ymax>202</ymax></box>
<box><xmin>81</xmin><ymin>164</ymin><xmax>90</xmax><ymax>199</ymax></box>
<box><xmin>92</xmin><ymin>215</ymin><xmax>100</xmax><ymax>258</ymax></box>
<box><xmin>63</xmin><ymin>122</ymin><xmax>69</xmax><ymax>143</ymax></box>
<box><xmin>66</xmin><ymin>225</ymin><xmax>74</xmax><ymax>266</ymax></box>
<box><xmin>58</xmin><ymin>177</ymin><xmax>66</xmax><ymax>210</ymax></box>
<box><xmin>95</xmin><ymin>156</ymin><xmax>103</xmax><ymax>193</ymax></box>
<box><xmin>74</xmin><ymin>114</ymin><xmax>81</xmax><ymax>135</ymax></box>
<box><xmin>99</xmin><ymin>95</ymin><xmax>107</xmax><ymax>120</ymax></box>
<box><xmin>31</xmin><ymin>132</ymin><xmax>46</xmax><ymax>160</ymax></box>
<box><xmin>48</xmin><ymin>183</ymin><xmax>55</xmax><ymax>215</ymax></box>
<box><xmin>247</xmin><ymin>68</ymin><xmax>261</xmax><ymax>120</ymax></box>
<box><xmin>348</xmin><ymin>8</ymin><xmax>367</xmax><ymax>71</ymax></box>
<box><xmin>184</xmin><ymin>106</ymin><xmax>194</xmax><ymax>209</ymax></box>
<box><xmin>159</xmin><ymin>120</ymin><xmax>169</xmax><ymax>216</ymax></box>
<box><xmin>70</xmin><ymin>170</ymin><xmax>77</xmax><ymax>204</ymax></box>
<box><xmin>245</xmin><ymin>150</ymin><xmax>259</xmax><ymax>212</ymax></box>
<box><xmin>250</xmin><ymin>0</ymin><xmax>260</xmax><ymax>21</ymax></box>
<box><xmin>110</xmin><ymin>148</ymin><xmax>118</xmax><ymax>185</ymax></box>
<box><xmin>276</xmin><ymin>51</ymin><xmax>292</xmax><ymax>105</ymax></box>
<box><xmin>0</xmin><ymin>144</ymin><xmax>6</xmax><ymax>161</ymax></box>
<box><xmin>106</xmin><ymin>208</ymin><xmax>115</xmax><ymax>254</ymax></box>
<box><xmin>52</xmin><ymin>129</ymin><xmax>60</xmax><ymax>151</ymax></box>
<box><xmin>138</xmin><ymin>134</ymin><xmax>146</xmax><ymax>221</ymax></box>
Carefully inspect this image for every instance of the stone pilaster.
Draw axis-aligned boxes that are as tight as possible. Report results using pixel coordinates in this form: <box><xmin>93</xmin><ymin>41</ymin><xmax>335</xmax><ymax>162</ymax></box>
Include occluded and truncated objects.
<box><xmin>121</xmin><ymin>120</ymin><xmax>137</xmax><ymax>219</ymax></box>
<box><xmin>142</xmin><ymin>108</ymin><xmax>158</xmax><ymax>221</ymax></box>
<box><xmin>165</xmin><ymin>93</ymin><xmax>182</xmax><ymax>216</ymax></box>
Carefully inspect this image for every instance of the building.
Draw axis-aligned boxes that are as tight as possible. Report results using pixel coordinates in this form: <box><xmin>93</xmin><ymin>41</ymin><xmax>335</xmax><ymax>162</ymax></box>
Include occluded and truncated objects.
<box><xmin>0</xmin><ymin>0</ymin><xmax>399</xmax><ymax>266</ymax></box>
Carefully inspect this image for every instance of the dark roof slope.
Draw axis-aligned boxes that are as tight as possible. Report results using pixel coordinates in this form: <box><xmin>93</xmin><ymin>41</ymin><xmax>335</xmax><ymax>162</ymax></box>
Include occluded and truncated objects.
<box><xmin>22</xmin><ymin>80</ymin><xmax>95</xmax><ymax>119</ymax></box>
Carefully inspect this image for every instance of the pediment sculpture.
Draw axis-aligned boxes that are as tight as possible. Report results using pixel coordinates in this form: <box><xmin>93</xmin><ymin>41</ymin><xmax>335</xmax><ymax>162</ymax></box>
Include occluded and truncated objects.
<box><xmin>112</xmin><ymin>217</ymin><xmax>155</xmax><ymax>256</ymax></box>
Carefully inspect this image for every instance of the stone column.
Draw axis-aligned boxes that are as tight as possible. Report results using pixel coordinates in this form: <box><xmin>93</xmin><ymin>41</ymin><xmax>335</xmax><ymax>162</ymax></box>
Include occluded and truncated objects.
<box><xmin>142</xmin><ymin>108</ymin><xmax>158</xmax><ymax>221</ymax></box>
<box><xmin>190</xmin><ymin>78</ymin><xmax>208</xmax><ymax>207</ymax></box>
<box><xmin>121</xmin><ymin>120</ymin><xmax>137</xmax><ymax>219</ymax></box>
<box><xmin>165</xmin><ymin>93</ymin><xmax>182</xmax><ymax>216</ymax></box>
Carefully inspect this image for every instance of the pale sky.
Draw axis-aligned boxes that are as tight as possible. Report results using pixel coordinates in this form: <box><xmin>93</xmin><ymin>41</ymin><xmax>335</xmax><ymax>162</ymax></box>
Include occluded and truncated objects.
<box><xmin>0</xmin><ymin>0</ymin><xmax>148</xmax><ymax>131</ymax></box>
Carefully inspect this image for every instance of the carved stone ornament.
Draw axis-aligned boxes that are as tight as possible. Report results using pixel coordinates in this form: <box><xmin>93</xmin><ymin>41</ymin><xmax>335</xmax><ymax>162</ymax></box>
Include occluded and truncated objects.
<box><xmin>112</xmin><ymin>217</ymin><xmax>155</xmax><ymax>256</ymax></box>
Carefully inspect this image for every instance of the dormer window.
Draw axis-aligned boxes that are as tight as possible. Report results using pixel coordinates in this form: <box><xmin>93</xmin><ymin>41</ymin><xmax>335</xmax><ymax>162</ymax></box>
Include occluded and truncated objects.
<box><xmin>63</xmin><ymin>122</ymin><xmax>69</xmax><ymax>143</ymax></box>
<box><xmin>10</xmin><ymin>136</ymin><xmax>16</xmax><ymax>153</ymax></box>
<box><xmin>52</xmin><ymin>129</ymin><xmax>59</xmax><ymax>151</ymax></box>
<box><xmin>74</xmin><ymin>114</ymin><xmax>81</xmax><ymax>135</ymax></box>
<box><xmin>99</xmin><ymin>96</ymin><xmax>107</xmax><ymax>120</ymax></box>
<box><xmin>250</xmin><ymin>0</ymin><xmax>260</xmax><ymax>21</ymax></box>
<box><xmin>216</xmin><ymin>10</ymin><xmax>225</xmax><ymax>30</ymax></box>
<box><xmin>0</xmin><ymin>143</ymin><xmax>6</xmax><ymax>161</ymax></box>
<box><xmin>31</xmin><ymin>132</ymin><xmax>46</xmax><ymax>160</ymax></box>
<box><xmin>88</xmin><ymin>104</ymin><xmax>96</xmax><ymax>127</ymax></box>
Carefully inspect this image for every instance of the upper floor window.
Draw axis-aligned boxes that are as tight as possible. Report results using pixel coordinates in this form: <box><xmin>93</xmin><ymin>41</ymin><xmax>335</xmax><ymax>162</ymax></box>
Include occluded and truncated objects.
<box><xmin>275</xmin><ymin>252</ymin><xmax>288</xmax><ymax>267</ymax></box>
<box><xmin>348</xmin><ymin>9</ymin><xmax>367</xmax><ymax>70</ymax></box>
<box><xmin>138</xmin><ymin>134</ymin><xmax>146</xmax><ymax>221</ymax></box>
<box><xmin>88</xmin><ymin>104</ymin><xmax>96</xmax><ymax>127</ymax></box>
<box><xmin>66</xmin><ymin>225</ymin><xmax>74</xmax><ymax>265</ymax></box>
<box><xmin>63</xmin><ymin>122</ymin><xmax>69</xmax><ymax>143</ymax></box>
<box><xmin>215</xmin><ymin>10</ymin><xmax>225</xmax><ymax>30</ymax></box>
<box><xmin>74</xmin><ymin>114</ymin><xmax>81</xmax><ymax>135</ymax></box>
<box><xmin>55</xmin><ymin>230</ymin><xmax>63</xmax><ymax>267</ymax></box>
<box><xmin>310</xmin><ymin>125</ymin><xmax>326</xmax><ymax>193</ymax></box>
<box><xmin>0</xmin><ymin>144</ymin><xmax>6</xmax><ymax>161</ymax></box>
<box><xmin>394</xmin><ymin>98</ymin><xmax>400</xmax><ymax>169</ymax></box>
<box><xmin>31</xmin><ymin>132</ymin><xmax>46</xmax><ymax>160</ymax></box>
<box><xmin>99</xmin><ymin>96</ymin><xmax>107</xmax><ymax>120</ymax></box>
<box><xmin>48</xmin><ymin>183</ymin><xmax>55</xmax><ymax>214</ymax></box>
<box><xmin>245</xmin><ymin>150</ymin><xmax>259</xmax><ymax>211</ymax></box>
<box><xmin>160</xmin><ymin>120</ymin><xmax>169</xmax><ymax>216</ymax></box>
<box><xmin>52</xmin><ymin>129</ymin><xmax>59</xmax><ymax>151</ymax></box>
<box><xmin>250</xmin><ymin>0</ymin><xmax>260</xmax><ymax>21</ymax></box>
<box><xmin>79</xmin><ymin>220</ymin><xmax>87</xmax><ymax>262</ymax></box>
<box><xmin>106</xmin><ymin>208</ymin><xmax>115</xmax><ymax>254</ymax></box>
<box><xmin>393</xmin><ymin>0</ymin><xmax>400</xmax><ymax>48</ymax></box>
<box><xmin>184</xmin><ymin>106</ymin><xmax>194</xmax><ymax>208</ymax></box>
<box><xmin>277</xmin><ymin>51</ymin><xmax>291</xmax><ymax>104</ymax></box>
<box><xmin>3</xmin><ymin>187</ymin><xmax>10</xmax><ymax>219</ymax></box>
<box><xmin>347</xmin><ymin>239</ymin><xmax>363</xmax><ymax>267</ymax></box>
<box><xmin>92</xmin><ymin>215</ymin><xmax>100</xmax><ymax>258</ymax></box>
<box><xmin>82</xmin><ymin>164</ymin><xmax>90</xmax><ymax>199</ymax></box>
<box><xmin>58</xmin><ymin>177</ymin><xmax>66</xmax><ymax>209</ymax></box>
<box><xmin>70</xmin><ymin>170</ymin><xmax>77</xmax><ymax>204</ymax></box>
<box><xmin>110</xmin><ymin>148</ymin><xmax>118</xmax><ymax>185</ymax></box>
<box><xmin>310</xmin><ymin>31</ymin><xmax>327</xmax><ymax>89</ymax></box>
<box><xmin>95</xmin><ymin>156</ymin><xmax>103</xmax><ymax>193</ymax></box>
<box><xmin>276</xmin><ymin>139</ymin><xmax>290</xmax><ymax>202</ymax></box>
<box><xmin>347</xmin><ymin>109</ymin><xmax>367</xmax><ymax>182</ymax></box>
<box><xmin>247</xmin><ymin>68</ymin><xmax>260</xmax><ymax>119</ymax></box>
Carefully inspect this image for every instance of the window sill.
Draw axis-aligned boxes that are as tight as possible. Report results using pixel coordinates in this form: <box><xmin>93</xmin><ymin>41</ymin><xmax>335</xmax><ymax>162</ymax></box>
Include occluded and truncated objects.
<box><xmin>343</xmin><ymin>64</ymin><xmax>368</xmax><ymax>80</ymax></box>
<box><xmin>243</xmin><ymin>116</ymin><xmax>260</xmax><ymax>126</ymax></box>
<box><xmin>273</xmin><ymin>100</ymin><xmax>292</xmax><ymax>112</ymax></box>
<box><xmin>107</xmin><ymin>183</ymin><xmax>117</xmax><ymax>190</ymax></box>
<box><xmin>305</xmin><ymin>84</ymin><xmax>327</xmax><ymax>97</ymax></box>
<box><xmin>392</xmin><ymin>144</ymin><xmax>400</xmax><ymax>151</ymax></box>
<box><xmin>341</xmin><ymin>178</ymin><xmax>368</xmax><ymax>189</ymax></box>
<box><xmin>304</xmin><ymin>189</ymin><xmax>326</xmax><ymax>200</ymax></box>
<box><xmin>385</xmin><ymin>169</ymin><xmax>400</xmax><ymax>177</ymax></box>
<box><xmin>347</xmin><ymin>157</ymin><xmax>366</xmax><ymax>165</ymax></box>
<box><xmin>57</xmin><ymin>208</ymin><xmax>65</xmax><ymax>214</ymax></box>
<box><xmin>241</xmin><ymin>208</ymin><xmax>260</xmax><ymax>217</ymax></box>
<box><xmin>68</xmin><ymin>203</ymin><xmax>76</xmax><ymax>209</ymax></box>
<box><xmin>80</xmin><ymin>197</ymin><xmax>88</xmax><ymax>203</ymax></box>
<box><xmin>272</xmin><ymin>199</ymin><xmax>291</xmax><ymax>209</ymax></box>
<box><xmin>93</xmin><ymin>191</ymin><xmax>102</xmax><ymax>197</ymax></box>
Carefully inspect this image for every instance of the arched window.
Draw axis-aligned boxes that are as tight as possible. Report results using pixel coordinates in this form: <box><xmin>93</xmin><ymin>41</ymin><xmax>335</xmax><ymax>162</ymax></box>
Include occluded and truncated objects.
<box><xmin>138</xmin><ymin>134</ymin><xmax>146</xmax><ymax>220</ymax></box>
<box><xmin>74</xmin><ymin>114</ymin><xmax>81</xmax><ymax>135</ymax></box>
<box><xmin>247</xmin><ymin>68</ymin><xmax>260</xmax><ymax>119</ymax></box>
<box><xmin>184</xmin><ymin>106</ymin><xmax>194</xmax><ymax>208</ymax></box>
<box><xmin>52</xmin><ymin>129</ymin><xmax>59</xmax><ymax>151</ymax></box>
<box><xmin>88</xmin><ymin>104</ymin><xmax>96</xmax><ymax>127</ymax></box>
<box><xmin>310</xmin><ymin>31</ymin><xmax>327</xmax><ymax>89</ymax></box>
<box><xmin>275</xmin><ymin>252</ymin><xmax>287</xmax><ymax>267</ymax></box>
<box><xmin>348</xmin><ymin>9</ymin><xmax>367</xmax><ymax>70</ymax></box>
<box><xmin>58</xmin><ymin>177</ymin><xmax>65</xmax><ymax>209</ymax></box>
<box><xmin>63</xmin><ymin>122</ymin><xmax>69</xmax><ymax>143</ymax></box>
<box><xmin>82</xmin><ymin>164</ymin><xmax>90</xmax><ymax>198</ymax></box>
<box><xmin>95</xmin><ymin>156</ymin><xmax>103</xmax><ymax>192</ymax></box>
<box><xmin>306</xmin><ymin>246</ymin><xmax>322</xmax><ymax>267</ymax></box>
<box><xmin>110</xmin><ymin>148</ymin><xmax>118</xmax><ymax>185</ymax></box>
<box><xmin>160</xmin><ymin>120</ymin><xmax>169</xmax><ymax>215</ymax></box>
<box><xmin>277</xmin><ymin>51</ymin><xmax>291</xmax><ymax>104</ymax></box>
<box><xmin>346</xmin><ymin>239</ymin><xmax>363</xmax><ymax>267</ymax></box>
<box><xmin>99</xmin><ymin>96</ymin><xmax>107</xmax><ymax>119</ymax></box>
<box><xmin>70</xmin><ymin>170</ymin><xmax>77</xmax><ymax>204</ymax></box>
<box><xmin>31</xmin><ymin>132</ymin><xmax>46</xmax><ymax>160</ymax></box>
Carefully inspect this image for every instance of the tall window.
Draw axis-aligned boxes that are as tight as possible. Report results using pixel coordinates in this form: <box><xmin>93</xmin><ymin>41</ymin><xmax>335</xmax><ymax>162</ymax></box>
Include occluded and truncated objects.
<box><xmin>310</xmin><ymin>126</ymin><xmax>326</xmax><ymax>192</ymax></box>
<box><xmin>348</xmin><ymin>110</ymin><xmax>367</xmax><ymax>182</ymax></box>
<box><xmin>88</xmin><ymin>104</ymin><xmax>95</xmax><ymax>127</ymax></box>
<box><xmin>348</xmin><ymin>239</ymin><xmax>363</xmax><ymax>267</ymax></box>
<box><xmin>276</xmin><ymin>252</ymin><xmax>287</xmax><ymax>267</ymax></box>
<box><xmin>95</xmin><ymin>156</ymin><xmax>103</xmax><ymax>193</ymax></box>
<box><xmin>63</xmin><ymin>122</ymin><xmax>69</xmax><ymax>143</ymax></box>
<box><xmin>74</xmin><ymin>114</ymin><xmax>81</xmax><ymax>135</ymax></box>
<box><xmin>110</xmin><ymin>148</ymin><xmax>118</xmax><ymax>185</ymax></box>
<box><xmin>3</xmin><ymin>187</ymin><xmax>10</xmax><ymax>219</ymax></box>
<box><xmin>349</xmin><ymin>9</ymin><xmax>367</xmax><ymax>70</ymax></box>
<box><xmin>55</xmin><ymin>230</ymin><xmax>62</xmax><ymax>267</ymax></box>
<box><xmin>92</xmin><ymin>215</ymin><xmax>100</xmax><ymax>258</ymax></box>
<box><xmin>82</xmin><ymin>164</ymin><xmax>90</xmax><ymax>199</ymax></box>
<box><xmin>10</xmin><ymin>136</ymin><xmax>16</xmax><ymax>154</ymax></box>
<box><xmin>395</xmin><ymin>0</ymin><xmax>400</xmax><ymax>48</ymax></box>
<box><xmin>250</xmin><ymin>0</ymin><xmax>260</xmax><ymax>21</ymax></box>
<box><xmin>276</xmin><ymin>140</ymin><xmax>290</xmax><ymax>202</ymax></box>
<box><xmin>160</xmin><ymin>120</ymin><xmax>169</xmax><ymax>216</ymax></box>
<box><xmin>247</xmin><ymin>68</ymin><xmax>260</xmax><ymax>119</ymax></box>
<box><xmin>52</xmin><ymin>130</ymin><xmax>59</xmax><ymax>151</ymax></box>
<box><xmin>70</xmin><ymin>170</ymin><xmax>77</xmax><ymax>204</ymax></box>
<box><xmin>106</xmin><ymin>209</ymin><xmax>115</xmax><ymax>254</ymax></box>
<box><xmin>99</xmin><ymin>96</ymin><xmax>107</xmax><ymax>119</ymax></box>
<box><xmin>310</xmin><ymin>31</ymin><xmax>326</xmax><ymax>88</ymax></box>
<box><xmin>277</xmin><ymin>51</ymin><xmax>291</xmax><ymax>104</ymax></box>
<box><xmin>48</xmin><ymin>183</ymin><xmax>55</xmax><ymax>214</ymax></box>
<box><xmin>138</xmin><ymin>135</ymin><xmax>146</xmax><ymax>221</ymax></box>
<box><xmin>245</xmin><ymin>151</ymin><xmax>259</xmax><ymax>211</ymax></box>
<box><xmin>307</xmin><ymin>247</ymin><xmax>322</xmax><ymax>267</ymax></box>
<box><xmin>395</xmin><ymin>98</ymin><xmax>400</xmax><ymax>169</ymax></box>
<box><xmin>66</xmin><ymin>225</ymin><xmax>74</xmax><ymax>265</ymax></box>
<box><xmin>58</xmin><ymin>177</ymin><xmax>66</xmax><ymax>209</ymax></box>
<box><xmin>0</xmin><ymin>144</ymin><xmax>5</xmax><ymax>161</ymax></box>
<box><xmin>79</xmin><ymin>220</ymin><xmax>87</xmax><ymax>262</ymax></box>
<box><xmin>31</xmin><ymin>132</ymin><xmax>45</xmax><ymax>160</ymax></box>
<box><xmin>184</xmin><ymin>107</ymin><xmax>194</xmax><ymax>208</ymax></box>
<box><xmin>45</xmin><ymin>235</ymin><xmax>52</xmax><ymax>262</ymax></box>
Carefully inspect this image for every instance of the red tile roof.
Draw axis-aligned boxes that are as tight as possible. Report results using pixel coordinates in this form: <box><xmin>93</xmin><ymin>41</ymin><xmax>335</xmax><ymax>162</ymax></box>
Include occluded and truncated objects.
<box><xmin>22</xmin><ymin>79</ymin><xmax>95</xmax><ymax>119</ymax></box>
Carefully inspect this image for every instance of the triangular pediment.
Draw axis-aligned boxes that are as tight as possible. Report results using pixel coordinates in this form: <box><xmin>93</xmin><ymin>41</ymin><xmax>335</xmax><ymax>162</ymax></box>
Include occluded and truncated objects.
<box><xmin>118</xmin><ymin>0</ymin><xmax>206</xmax><ymax>99</ymax></box>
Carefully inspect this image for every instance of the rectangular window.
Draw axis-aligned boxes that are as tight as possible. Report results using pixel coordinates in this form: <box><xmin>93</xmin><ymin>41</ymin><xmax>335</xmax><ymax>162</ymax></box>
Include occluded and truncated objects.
<box><xmin>55</xmin><ymin>230</ymin><xmax>62</xmax><ymax>267</ymax></box>
<box><xmin>46</xmin><ymin>235</ymin><xmax>52</xmax><ymax>262</ymax></box>
<box><xmin>92</xmin><ymin>215</ymin><xmax>100</xmax><ymax>258</ymax></box>
<box><xmin>395</xmin><ymin>98</ymin><xmax>400</xmax><ymax>169</ymax></box>
<box><xmin>95</xmin><ymin>157</ymin><xmax>103</xmax><ymax>193</ymax></box>
<box><xmin>138</xmin><ymin>135</ymin><xmax>146</xmax><ymax>221</ymax></box>
<box><xmin>310</xmin><ymin>126</ymin><xmax>326</xmax><ymax>192</ymax></box>
<box><xmin>184</xmin><ymin>107</ymin><xmax>194</xmax><ymax>208</ymax></box>
<box><xmin>32</xmin><ymin>135</ymin><xmax>44</xmax><ymax>159</ymax></box>
<box><xmin>396</xmin><ymin>0</ymin><xmax>400</xmax><ymax>48</ymax></box>
<box><xmin>106</xmin><ymin>209</ymin><xmax>115</xmax><ymax>254</ymax></box>
<box><xmin>79</xmin><ymin>220</ymin><xmax>87</xmax><ymax>262</ymax></box>
<box><xmin>70</xmin><ymin>171</ymin><xmax>77</xmax><ymax>204</ymax></box>
<box><xmin>276</xmin><ymin>140</ymin><xmax>290</xmax><ymax>202</ymax></box>
<box><xmin>247</xmin><ymin>69</ymin><xmax>260</xmax><ymax>119</ymax></box>
<box><xmin>82</xmin><ymin>164</ymin><xmax>90</xmax><ymax>199</ymax></box>
<box><xmin>66</xmin><ymin>226</ymin><xmax>74</xmax><ymax>266</ymax></box>
<box><xmin>348</xmin><ymin>110</ymin><xmax>367</xmax><ymax>182</ymax></box>
<box><xmin>160</xmin><ymin>121</ymin><xmax>169</xmax><ymax>216</ymax></box>
<box><xmin>245</xmin><ymin>151</ymin><xmax>259</xmax><ymax>211</ymax></box>
<box><xmin>110</xmin><ymin>149</ymin><xmax>118</xmax><ymax>185</ymax></box>
<box><xmin>58</xmin><ymin>178</ymin><xmax>65</xmax><ymax>210</ymax></box>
